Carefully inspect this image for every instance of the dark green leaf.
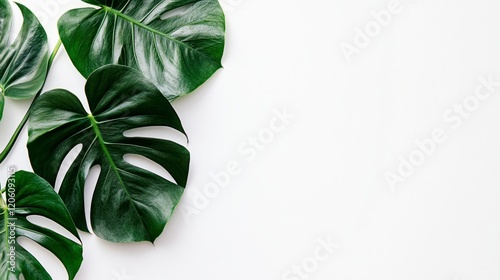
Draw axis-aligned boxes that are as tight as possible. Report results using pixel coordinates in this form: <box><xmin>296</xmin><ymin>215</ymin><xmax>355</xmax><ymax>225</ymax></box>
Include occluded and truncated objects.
<box><xmin>0</xmin><ymin>0</ymin><xmax>49</xmax><ymax>120</ymax></box>
<box><xmin>28</xmin><ymin>65</ymin><xmax>190</xmax><ymax>243</ymax></box>
<box><xmin>57</xmin><ymin>0</ymin><xmax>225</xmax><ymax>101</ymax></box>
<box><xmin>0</xmin><ymin>171</ymin><xmax>83</xmax><ymax>280</ymax></box>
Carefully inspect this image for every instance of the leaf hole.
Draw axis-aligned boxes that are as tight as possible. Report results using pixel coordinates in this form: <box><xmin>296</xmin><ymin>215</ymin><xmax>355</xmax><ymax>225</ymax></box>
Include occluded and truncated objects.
<box><xmin>123</xmin><ymin>126</ymin><xmax>187</xmax><ymax>146</ymax></box>
<box><xmin>84</xmin><ymin>165</ymin><xmax>101</xmax><ymax>235</ymax></box>
<box><xmin>123</xmin><ymin>154</ymin><xmax>177</xmax><ymax>184</ymax></box>
<box><xmin>54</xmin><ymin>144</ymin><xmax>83</xmax><ymax>193</ymax></box>
<box><xmin>26</xmin><ymin>215</ymin><xmax>81</xmax><ymax>245</ymax></box>
<box><xmin>17</xmin><ymin>236</ymin><xmax>67</xmax><ymax>279</ymax></box>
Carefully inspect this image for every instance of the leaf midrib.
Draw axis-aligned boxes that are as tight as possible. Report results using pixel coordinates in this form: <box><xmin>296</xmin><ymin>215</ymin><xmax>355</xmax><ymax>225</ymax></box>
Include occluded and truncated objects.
<box><xmin>87</xmin><ymin>115</ymin><xmax>150</xmax><ymax>238</ymax></box>
<box><xmin>88</xmin><ymin>114</ymin><xmax>125</xmax><ymax>188</ymax></box>
<box><xmin>101</xmin><ymin>6</ymin><xmax>190</xmax><ymax>52</ymax></box>
<box><xmin>99</xmin><ymin>5</ymin><xmax>220</xmax><ymax>66</ymax></box>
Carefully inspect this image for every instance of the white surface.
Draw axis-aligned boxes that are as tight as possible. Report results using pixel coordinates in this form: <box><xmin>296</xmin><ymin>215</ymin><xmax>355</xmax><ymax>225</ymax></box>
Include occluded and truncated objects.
<box><xmin>2</xmin><ymin>0</ymin><xmax>500</xmax><ymax>279</ymax></box>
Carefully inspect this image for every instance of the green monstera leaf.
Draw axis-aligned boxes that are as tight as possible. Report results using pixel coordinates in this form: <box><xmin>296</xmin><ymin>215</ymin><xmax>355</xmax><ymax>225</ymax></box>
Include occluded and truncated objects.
<box><xmin>58</xmin><ymin>0</ymin><xmax>225</xmax><ymax>101</ymax></box>
<box><xmin>28</xmin><ymin>65</ymin><xmax>190</xmax><ymax>243</ymax></box>
<box><xmin>0</xmin><ymin>171</ymin><xmax>83</xmax><ymax>280</ymax></box>
<box><xmin>0</xmin><ymin>0</ymin><xmax>49</xmax><ymax>121</ymax></box>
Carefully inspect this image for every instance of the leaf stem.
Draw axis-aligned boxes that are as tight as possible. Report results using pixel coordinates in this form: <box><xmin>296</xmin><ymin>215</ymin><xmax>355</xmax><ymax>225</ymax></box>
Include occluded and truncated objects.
<box><xmin>48</xmin><ymin>40</ymin><xmax>62</xmax><ymax>67</ymax></box>
<box><xmin>0</xmin><ymin>40</ymin><xmax>62</xmax><ymax>164</ymax></box>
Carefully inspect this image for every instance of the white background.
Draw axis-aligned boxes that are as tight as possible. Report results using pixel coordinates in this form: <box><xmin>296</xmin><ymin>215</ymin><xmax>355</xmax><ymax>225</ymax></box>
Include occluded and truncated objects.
<box><xmin>2</xmin><ymin>0</ymin><xmax>500</xmax><ymax>279</ymax></box>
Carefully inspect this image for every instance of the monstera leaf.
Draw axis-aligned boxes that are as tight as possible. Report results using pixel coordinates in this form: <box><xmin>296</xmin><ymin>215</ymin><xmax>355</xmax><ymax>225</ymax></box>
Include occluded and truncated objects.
<box><xmin>0</xmin><ymin>0</ymin><xmax>49</xmax><ymax>120</ymax></box>
<box><xmin>0</xmin><ymin>171</ymin><xmax>83</xmax><ymax>280</ymax></box>
<box><xmin>58</xmin><ymin>0</ymin><xmax>225</xmax><ymax>101</ymax></box>
<box><xmin>28</xmin><ymin>65</ymin><xmax>190</xmax><ymax>243</ymax></box>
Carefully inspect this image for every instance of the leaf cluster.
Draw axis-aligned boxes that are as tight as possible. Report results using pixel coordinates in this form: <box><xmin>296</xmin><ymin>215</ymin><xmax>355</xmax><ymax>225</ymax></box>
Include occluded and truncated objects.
<box><xmin>0</xmin><ymin>0</ymin><xmax>225</xmax><ymax>278</ymax></box>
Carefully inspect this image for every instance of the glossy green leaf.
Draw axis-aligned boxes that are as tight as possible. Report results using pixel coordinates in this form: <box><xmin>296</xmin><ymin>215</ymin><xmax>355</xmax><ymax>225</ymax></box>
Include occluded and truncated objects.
<box><xmin>58</xmin><ymin>0</ymin><xmax>225</xmax><ymax>101</ymax></box>
<box><xmin>0</xmin><ymin>171</ymin><xmax>83</xmax><ymax>280</ymax></box>
<box><xmin>0</xmin><ymin>0</ymin><xmax>49</xmax><ymax>120</ymax></box>
<box><xmin>28</xmin><ymin>65</ymin><xmax>190</xmax><ymax>243</ymax></box>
